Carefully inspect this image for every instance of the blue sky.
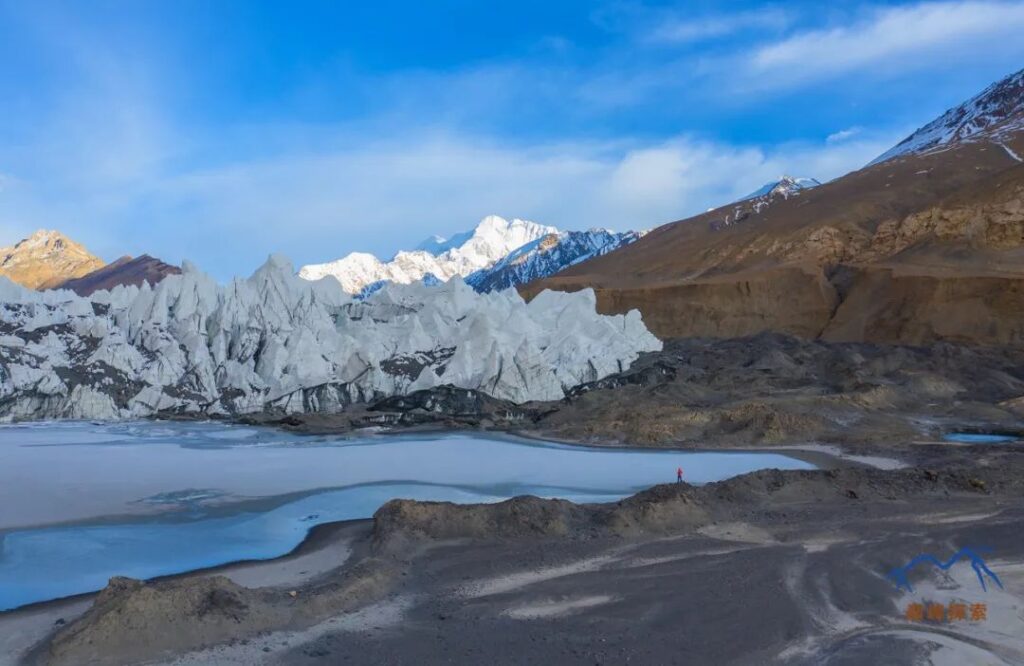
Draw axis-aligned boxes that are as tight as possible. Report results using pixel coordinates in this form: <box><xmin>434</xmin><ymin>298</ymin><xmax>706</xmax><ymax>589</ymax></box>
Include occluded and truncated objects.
<box><xmin>1</xmin><ymin>0</ymin><xmax>1024</xmax><ymax>279</ymax></box>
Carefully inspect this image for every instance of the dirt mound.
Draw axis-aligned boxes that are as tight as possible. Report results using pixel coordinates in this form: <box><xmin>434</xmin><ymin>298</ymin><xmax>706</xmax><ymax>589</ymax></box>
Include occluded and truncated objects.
<box><xmin>368</xmin><ymin>465</ymin><xmax>1023</xmax><ymax>553</ymax></box>
<box><xmin>45</xmin><ymin>575</ymin><xmax>281</xmax><ymax>666</ymax></box>
<box><xmin>41</xmin><ymin>557</ymin><xmax>399</xmax><ymax>666</ymax></box>
<box><xmin>598</xmin><ymin>484</ymin><xmax>709</xmax><ymax>535</ymax></box>
<box><xmin>373</xmin><ymin>496</ymin><xmax>588</xmax><ymax>553</ymax></box>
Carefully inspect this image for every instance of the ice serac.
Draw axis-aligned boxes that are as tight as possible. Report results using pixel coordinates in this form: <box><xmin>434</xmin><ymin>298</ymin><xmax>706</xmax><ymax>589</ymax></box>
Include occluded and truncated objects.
<box><xmin>0</xmin><ymin>257</ymin><xmax>661</xmax><ymax>420</ymax></box>
<box><xmin>465</xmin><ymin>229</ymin><xmax>644</xmax><ymax>293</ymax></box>
<box><xmin>297</xmin><ymin>215</ymin><xmax>557</xmax><ymax>294</ymax></box>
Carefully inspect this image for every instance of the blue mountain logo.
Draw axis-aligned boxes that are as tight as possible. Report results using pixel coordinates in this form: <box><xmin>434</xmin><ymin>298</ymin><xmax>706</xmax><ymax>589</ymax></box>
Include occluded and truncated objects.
<box><xmin>888</xmin><ymin>546</ymin><xmax>1003</xmax><ymax>592</ymax></box>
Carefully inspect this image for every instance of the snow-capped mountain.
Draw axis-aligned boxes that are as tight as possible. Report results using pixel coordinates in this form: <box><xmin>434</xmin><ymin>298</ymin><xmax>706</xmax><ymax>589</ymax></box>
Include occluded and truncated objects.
<box><xmin>466</xmin><ymin>229</ymin><xmax>643</xmax><ymax>293</ymax></box>
<box><xmin>708</xmin><ymin>175</ymin><xmax>820</xmax><ymax>231</ymax></box>
<box><xmin>298</xmin><ymin>215</ymin><xmax>557</xmax><ymax>294</ymax></box>
<box><xmin>742</xmin><ymin>176</ymin><xmax>821</xmax><ymax>201</ymax></box>
<box><xmin>0</xmin><ymin>255</ymin><xmax>660</xmax><ymax>420</ymax></box>
<box><xmin>872</xmin><ymin>67</ymin><xmax>1024</xmax><ymax>165</ymax></box>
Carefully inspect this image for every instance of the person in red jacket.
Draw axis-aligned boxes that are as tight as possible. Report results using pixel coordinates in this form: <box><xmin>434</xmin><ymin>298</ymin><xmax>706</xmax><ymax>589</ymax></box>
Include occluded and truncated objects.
<box><xmin>676</xmin><ymin>466</ymin><xmax>683</xmax><ymax>483</ymax></box>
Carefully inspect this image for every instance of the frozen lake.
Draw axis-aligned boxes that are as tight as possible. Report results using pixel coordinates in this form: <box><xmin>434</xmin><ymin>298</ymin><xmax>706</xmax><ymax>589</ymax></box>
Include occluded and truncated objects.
<box><xmin>0</xmin><ymin>421</ymin><xmax>815</xmax><ymax>610</ymax></box>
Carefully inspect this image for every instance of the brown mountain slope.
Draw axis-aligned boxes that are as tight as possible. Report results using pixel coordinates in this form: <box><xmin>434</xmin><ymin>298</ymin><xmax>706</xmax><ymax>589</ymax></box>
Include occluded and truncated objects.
<box><xmin>0</xmin><ymin>230</ymin><xmax>105</xmax><ymax>289</ymax></box>
<box><xmin>522</xmin><ymin>138</ymin><xmax>1024</xmax><ymax>346</ymax></box>
<box><xmin>522</xmin><ymin>67</ymin><xmax>1024</xmax><ymax>347</ymax></box>
<box><xmin>57</xmin><ymin>254</ymin><xmax>181</xmax><ymax>296</ymax></box>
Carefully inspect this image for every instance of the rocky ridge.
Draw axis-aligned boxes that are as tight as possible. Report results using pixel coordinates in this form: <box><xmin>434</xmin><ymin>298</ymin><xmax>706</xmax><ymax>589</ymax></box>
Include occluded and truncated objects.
<box><xmin>56</xmin><ymin>254</ymin><xmax>182</xmax><ymax>296</ymax></box>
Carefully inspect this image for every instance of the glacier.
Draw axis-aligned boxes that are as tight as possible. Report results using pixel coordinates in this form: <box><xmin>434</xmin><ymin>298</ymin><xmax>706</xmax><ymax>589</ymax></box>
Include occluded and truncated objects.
<box><xmin>0</xmin><ymin>254</ymin><xmax>661</xmax><ymax>420</ymax></box>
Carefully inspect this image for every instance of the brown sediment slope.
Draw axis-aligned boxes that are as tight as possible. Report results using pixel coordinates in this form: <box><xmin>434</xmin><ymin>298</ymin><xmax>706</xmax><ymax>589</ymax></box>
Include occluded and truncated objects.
<box><xmin>521</xmin><ymin>71</ymin><xmax>1024</xmax><ymax>347</ymax></box>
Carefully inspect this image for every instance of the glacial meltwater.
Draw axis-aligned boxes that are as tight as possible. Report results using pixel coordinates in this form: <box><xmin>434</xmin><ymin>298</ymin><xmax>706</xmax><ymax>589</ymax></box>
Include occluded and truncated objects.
<box><xmin>942</xmin><ymin>432</ymin><xmax>1020</xmax><ymax>444</ymax></box>
<box><xmin>0</xmin><ymin>421</ymin><xmax>815</xmax><ymax>610</ymax></box>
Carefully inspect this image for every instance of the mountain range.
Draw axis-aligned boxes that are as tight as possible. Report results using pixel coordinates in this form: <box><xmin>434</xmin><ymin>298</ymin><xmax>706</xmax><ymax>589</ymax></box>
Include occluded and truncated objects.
<box><xmin>4</xmin><ymin>67</ymin><xmax>1024</xmax><ymax>353</ymax></box>
<box><xmin>523</xmin><ymin>66</ymin><xmax>1024</xmax><ymax>348</ymax></box>
<box><xmin>297</xmin><ymin>215</ymin><xmax>642</xmax><ymax>296</ymax></box>
<box><xmin>464</xmin><ymin>228</ymin><xmax>645</xmax><ymax>293</ymax></box>
<box><xmin>0</xmin><ymin>217</ymin><xmax>642</xmax><ymax>301</ymax></box>
<box><xmin>0</xmin><ymin>231</ymin><xmax>180</xmax><ymax>296</ymax></box>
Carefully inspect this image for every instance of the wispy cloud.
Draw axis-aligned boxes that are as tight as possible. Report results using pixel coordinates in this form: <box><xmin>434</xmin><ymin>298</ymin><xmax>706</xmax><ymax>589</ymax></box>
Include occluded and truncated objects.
<box><xmin>646</xmin><ymin>8</ymin><xmax>791</xmax><ymax>45</ymax></box>
<box><xmin>747</xmin><ymin>1</ymin><xmax>1024</xmax><ymax>86</ymax></box>
<box><xmin>0</xmin><ymin>122</ymin><xmax>895</xmax><ymax>279</ymax></box>
<box><xmin>0</xmin><ymin>0</ymin><xmax>1002</xmax><ymax>280</ymax></box>
<box><xmin>827</xmin><ymin>127</ymin><xmax>863</xmax><ymax>144</ymax></box>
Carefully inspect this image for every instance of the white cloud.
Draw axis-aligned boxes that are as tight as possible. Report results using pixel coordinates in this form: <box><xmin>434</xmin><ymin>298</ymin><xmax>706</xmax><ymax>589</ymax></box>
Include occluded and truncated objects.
<box><xmin>647</xmin><ymin>8</ymin><xmax>791</xmax><ymax>44</ymax></box>
<box><xmin>748</xmin><ymin>1</ymin><xmax>1024</xmax><ymax>85</ymax></box>
<box><xmin>2</xmin><ymin>126</ymin><xmax>898</xmax><ymax>280</ymax></box>
<box><xmin>0</xmin><ymin>128</ymin><xmax>894</xmax><ymax>279</ymax></box>
<box><xmin>827</xmin><ymin>127</ymin><xmax>863</xmax><ymax>144</ymax></box>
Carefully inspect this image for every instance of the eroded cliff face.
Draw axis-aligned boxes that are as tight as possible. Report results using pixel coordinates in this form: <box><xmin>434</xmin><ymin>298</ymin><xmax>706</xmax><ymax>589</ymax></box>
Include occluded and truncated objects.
<box><xmin>823</xmin><ymin>270</ymin><xmax>1024</xmax><ymax>346</ymax></box>
<box><xmin>587</xmin><ymin>266</ymin><xmax>839</xmax><ymax>341</ymax></box>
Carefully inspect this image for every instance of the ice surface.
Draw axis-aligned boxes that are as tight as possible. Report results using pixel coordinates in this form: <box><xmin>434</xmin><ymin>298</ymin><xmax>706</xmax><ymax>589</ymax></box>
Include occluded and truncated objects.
<box><xmin>0</xmin><ymin>421</ymin><xmax>815</xmax><ymax>610</ymax></box>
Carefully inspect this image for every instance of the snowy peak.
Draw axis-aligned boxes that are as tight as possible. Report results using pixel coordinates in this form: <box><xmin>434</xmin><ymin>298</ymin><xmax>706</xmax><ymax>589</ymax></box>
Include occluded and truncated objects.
<box><xmin>743</xmin><ymin>176</ymin><xmax>821</xmax><ymax>201</ymax></box>
<box><xmin>465</xmin><ymin>229</ymin><xmax>644</xmax><ymax>293</ymax></box>
<box><xmin>298</xmin><ymin>215</ymin><xmax>557</xmax><ymax>294</ymax></box>
<box><xmin>0</xmin><ymin>229</ymin><xmax>105</xmax><ymax>290</ymax></box>
<box><xmin>414</xmin><ymin>230</ymin><xmax>473</xmax><ymax>256</ymax></box>
<box><xmin>873</xmin><ymin>67</ymin><xmax>1024</xmax><ymax>164</ymax></box>
<box><xmin>707</xmin><ymin>176</ymin><xmax>821</xmax><ymax>232</ymax></box>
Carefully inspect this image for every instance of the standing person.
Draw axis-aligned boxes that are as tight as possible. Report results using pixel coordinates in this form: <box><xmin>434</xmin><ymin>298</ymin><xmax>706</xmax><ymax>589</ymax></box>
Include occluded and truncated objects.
<box><xmin>676</xmin><ymin>466</ymin><xmax>683</xmax><ymax>483</ymax></box>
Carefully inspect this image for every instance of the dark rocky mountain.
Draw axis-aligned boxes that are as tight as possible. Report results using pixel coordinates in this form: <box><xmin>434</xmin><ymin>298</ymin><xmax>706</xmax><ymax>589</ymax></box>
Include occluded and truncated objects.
<box><xmin>57</xmin><ymin>254</ymin><xmax>181</xmax><ymax>296</ymax></box>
